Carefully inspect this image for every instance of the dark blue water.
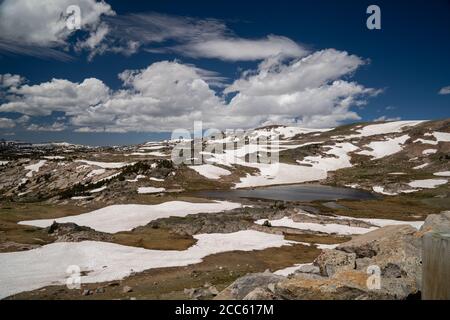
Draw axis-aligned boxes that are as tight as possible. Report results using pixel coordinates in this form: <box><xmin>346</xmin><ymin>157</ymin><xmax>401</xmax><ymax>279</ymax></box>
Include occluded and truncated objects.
<box><xmin>195</xmin><ymin>184</ymin><xmax>377</xmax><ymax>201</ymax></box>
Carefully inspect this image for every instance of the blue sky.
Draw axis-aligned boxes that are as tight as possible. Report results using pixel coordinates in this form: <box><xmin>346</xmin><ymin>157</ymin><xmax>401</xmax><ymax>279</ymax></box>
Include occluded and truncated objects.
<box><xmin>0</xmin><ymin>0</ymin><xmax>449</xmax><ymax>145</ymax></box>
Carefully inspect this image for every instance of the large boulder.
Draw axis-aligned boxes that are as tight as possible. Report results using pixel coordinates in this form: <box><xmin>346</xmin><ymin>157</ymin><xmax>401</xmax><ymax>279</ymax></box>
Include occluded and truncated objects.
<box><xmin>275</xmin><ymin>269</ymin><xmax>392</xmax><ymax>300</ymax></box>
<box><xmin>243</xmin><ymin>287</ymin><xmax>280</xmax><ymax>300</ymax></box>
<box><xmin>419</xmin><ymin>211</ymin><xmax>450</xmax><ymax>234</ymax></box>
<box><xmin>214</xmin><ymin>272</ymin><xmax>285</xmax><ymax>300</ymax></box>
<box><xmin>314</xmin><ymin>249</ymin><xmax>356</xmax><ymax>277</ymax></box>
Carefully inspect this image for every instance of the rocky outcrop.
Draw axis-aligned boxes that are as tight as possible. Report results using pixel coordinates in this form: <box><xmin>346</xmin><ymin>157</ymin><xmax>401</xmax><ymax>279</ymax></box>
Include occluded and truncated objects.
<box><xmin>214</xmin><ymin>272</ymin><xmax>285</xmax><ymax>300</ymax></box>
<box><xmin>286</xmin><ymin>224</ymin><xmax>422</xmax><ymax>299</ymax></box>
<box><xmin>419</xmin><ymin>211</ymin><xmax>450</xmax><ymax>234</ymax></box>
<box><xmin>0</xmin><ymin>241</ymin><xmax>41</xmax><ymax>252</ymax></box>
<box><xmin>218</xmin><ymin>215</ymin><xmax>450</xmax><ymax>300</ymax></box>
<box><xmin>46</xmin><ymin>222</ymin><xmax>113</xmax><ymax>242</ymax></box>
<box><xmin>315</xmin><ymin>249</ymin><xmax>356</xmax><ymax>277</ymax></box>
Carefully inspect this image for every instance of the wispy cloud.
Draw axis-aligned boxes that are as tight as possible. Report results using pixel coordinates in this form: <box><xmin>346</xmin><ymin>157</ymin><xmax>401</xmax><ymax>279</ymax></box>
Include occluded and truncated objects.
<box><xmin>438</xmin><ymin>85</ymin><xmax>450</xmax><ymax>95</ymax></box>
<box><xmin>0</xmin><ymin>2</ymin><xmax>308</xmax><ymax>62</ymax></box>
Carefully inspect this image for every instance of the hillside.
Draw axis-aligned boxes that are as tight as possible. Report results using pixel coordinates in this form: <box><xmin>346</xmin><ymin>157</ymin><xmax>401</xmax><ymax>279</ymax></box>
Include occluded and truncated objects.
<box><xmin>0</xmin><ymin>119</ymin><xmax>449</xmax><ymax>300</ymax></box>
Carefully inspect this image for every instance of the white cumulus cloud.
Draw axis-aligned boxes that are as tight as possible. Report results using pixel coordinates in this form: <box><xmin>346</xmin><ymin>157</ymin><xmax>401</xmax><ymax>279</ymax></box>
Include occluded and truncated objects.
<box><xmin>0</xmin><ymin>0</ymin><xmax>115</xmax><ymax>59</ymax></box>
<box><xmin>0</xmin><ymin>48</ymin><xmax>379</xmax><ymax>131</ymax></box>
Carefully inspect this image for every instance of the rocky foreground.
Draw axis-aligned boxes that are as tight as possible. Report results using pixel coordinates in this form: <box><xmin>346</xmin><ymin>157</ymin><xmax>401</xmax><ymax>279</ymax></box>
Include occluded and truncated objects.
<box><xmin>214</xmin><ymin>211</ymin><xmax>450</xmax><ymax>300</ymax></box>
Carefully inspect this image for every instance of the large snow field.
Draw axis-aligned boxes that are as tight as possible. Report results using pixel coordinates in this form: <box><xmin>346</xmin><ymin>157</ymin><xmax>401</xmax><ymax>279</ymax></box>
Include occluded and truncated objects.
<box><xmin>0</xmin><ymin>230</ymin><xmax>294</xmax><ymax>299</ymax></box>
<box><xmin>19</xmin><ymin>201</ymin><xmax>242</xmax><ymax>233</ymax></box>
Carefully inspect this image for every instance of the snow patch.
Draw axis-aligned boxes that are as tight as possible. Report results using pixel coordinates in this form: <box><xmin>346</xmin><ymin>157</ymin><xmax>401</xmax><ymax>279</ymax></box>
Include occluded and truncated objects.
<box><xmin>431</xmin><ymin>131</ymin><xmax>450</xmax><ymax>142</ymax></box>
<box><xmin>422</xmin><ymin>149</ymin><xmax>437</xmax><ymax>155</ymax></box>
<box><xmin>75</xmin><ymin>160</ymin><xmax>131</xmax><ymax>169</ymax></box>
<box><xmin>189</xmin><ymin>164</ymin><xmax>231</xmax><ymax>180</ymax></box>
<box><xmin>137</xmin><ymin>187</ymin><xmax>166</xmax><ymax>194</ymax></box>
<box><xmin>24</xmin><ymin>160</ymin><xmax>47</xmax><ymax>178</ymax></box>
<box><xmin>434</xmin><ymin>171</ymin><xmax>450</xmax><ymax>177</ymax></box>
<box><xmin>372</xmin><ymin>186</ymin><xmax>398</xmax><ymax>196</ymax></box>
<box><xmin>255</xmin><ymin>217</ymin><xmax>377</xmax><ymax>235</ymax></box>
<box><xmin>413</xmin><ymin>163</ymin><xmax>429</xmax><ymax>170</ymax></box>
<box><xmin>274</xmin><ymin>263</ymin><xmax>312</xmax><ymax>277</ymax></box>
<box><xmin>89</xmin><ymin>186</ymin><xmax>107</xmax><ymax>193</ymax></box>
<box><xmin>350</xmin><ymin>121</ymin><xmax>424</xmax><ymax>137</ymax></box>
<box><xmin>0</xmin><ymin>230</ymin><xmax>292</xmax><ymax>299</ymax></box>
<box><xmin>20</xmin><ymin>201</ymin><xmax>242</xmax><ymax>233</ymax></box>
<box><xmin>408</xmin><ymin>179</ymin><xmax>447</xmax><ymax>189</ymax></box>
<box><xmin>356</xmin><ymin>135</ymin><xmax>409</xmax><ymax>159</ymax></box>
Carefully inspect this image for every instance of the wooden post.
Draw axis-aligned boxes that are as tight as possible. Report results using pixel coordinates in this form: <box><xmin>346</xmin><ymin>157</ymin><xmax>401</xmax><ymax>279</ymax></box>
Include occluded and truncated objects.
<box><xmin>422</xmin><ymin>232</ymin><xmax>450</xmax><ymax>300</ymax></box>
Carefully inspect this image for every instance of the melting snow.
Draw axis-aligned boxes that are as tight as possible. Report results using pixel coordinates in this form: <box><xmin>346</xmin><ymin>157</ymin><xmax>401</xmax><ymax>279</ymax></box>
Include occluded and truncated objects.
<box><xmin>434</xmin><ymin>171</ymin><xmax>450</xmax><ymax>177</ymax></box>
<box><xmin>20</xmin><ymin>201</ymin><xmax>242</xmax><ymax>233</ymax></box>
<box><xmin>24</xmin><ymin>160</ymin><xmax>47</xmax><ymax>178</ymax></box>
<box><xmin>126</xmin><ymin>175</ymin><xmax>146</xmax><ymax>182</ymax></box>
<box><xmin>408</xmin><ymin>179</ymin><xmax>447</xmax><ymax>189</ymax></box>
<box><xmin>139</xmin><ymin>146</ymin><xmax>166</xmax><ymax>150</ymax></box>
<box><xmin>71</xmin><ymin>196</ymin><xmax>91</xmax><ymax>200</ymax></box>
<box><xmin>372</xmin><ymin>186</ymin><xmax>398</xmax><ymax>196</ymax></box>
<box><xmin>147</xmin><ymin>152</ymin><xmax>168</xmax><ymax>157</ymax></box>
<box><xmin>356</xmin><ymin>135</ymin><xmax>409</xmax><ymax>159</ymax></box>
<box><xmin>255</xmin><ymin>217</ymin><xmax>377</xmax><ymax>235</ymax></box>
<box><xmin>350</xmin><ymin>121</ymin><xmax>424</xmax><ymax>137</ymax></box>
<box><xmin>89</xmin><ymin>186</ymin><xmax>107</xmax><ymax>193</ymax></box>
<box><xmin>0</xmin><ymin>230</ymin><xmax>293</xmax><ymax>299</ymax></box>
<box><xmin>189</xmin><ymin>164</ymin><xmax>231</xmax><ymax>180</ymax></box>
<box><xmin>430</xmin><ymin>131</ymin><xmax>450</xmax><ymax>142</ymax></box>
<box><xmin>274</xmin><ymin>263</ymin><xmax>313</xmax><ymax>277</ymax></box>
<box><xmin>413</xmin><ymin>163</ymin><xmax>429</xmax><ymax>170</ymax></box>
<box><xmin>413</xmin><ymin>138</ymin><xmax>438</xmax><ymax>145</ymax></box>
<box><xmin>137</xmin><ymin>187</ymin><xmax>166</xmax><ymax>194</ymax></box>
<box><xmin>422</xmin><ymin>149</ymin><xmax>437</xmax><ymax>155</ymax></box>
<box><xmin>86</xmin><ymin>169</ymin><xmax>106</xmax><ymax>178</ymax></box>
<box><xmin>75</xmin><ymin>160</ymin><xmax>131</xmax><ymax>169</ymax></box>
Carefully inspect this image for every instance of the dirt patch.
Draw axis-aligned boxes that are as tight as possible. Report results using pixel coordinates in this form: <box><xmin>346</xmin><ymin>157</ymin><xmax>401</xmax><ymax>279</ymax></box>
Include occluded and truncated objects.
<box><xmin>112</xmin><ymin>226</ymin><xmax>196</xmax><ymax>250</ymax></box>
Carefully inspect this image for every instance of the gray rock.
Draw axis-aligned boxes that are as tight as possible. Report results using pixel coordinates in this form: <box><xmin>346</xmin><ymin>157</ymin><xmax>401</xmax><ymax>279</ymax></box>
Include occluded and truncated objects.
<box><xmin>243</xmin><ymin>287</ymin><xmax>280</xmax><ymax>300</ymax></box>
<box><xmin>95</xmin><ymin>287</ymin><xmax>105</xmax><ymax>294</ymax></box>
<box><xmin>82</xmin><ymin>289</ymin><xmax>92</xmax><ymax>296</ymax></box>
<box><xmin>294</xmin><ymin>264</ymin><xmax>320</xmax><ymax>275</ymax></box>
<box><xmin>215</xmin><ymin>273</ymin><xmax>285</xmax><ymax>300</ymax></box>
<box><xmin>420</xmin><ymin>211</ymin><xmax>450</xmax><ymax>234</ymax></box>
<box><xmin>122</xmin><ymin>286</ymin><xmax>133</xmax><ymax>293</ymax></box>
<box><xmin>208</xmin><ymin>286</ymin><xmax>219</xmax><ymax>296</ymax></box>
<box><xmin>315</xmin><ymin>249</ymin><xmax>356</xmax><ymax>277</ymax></box>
